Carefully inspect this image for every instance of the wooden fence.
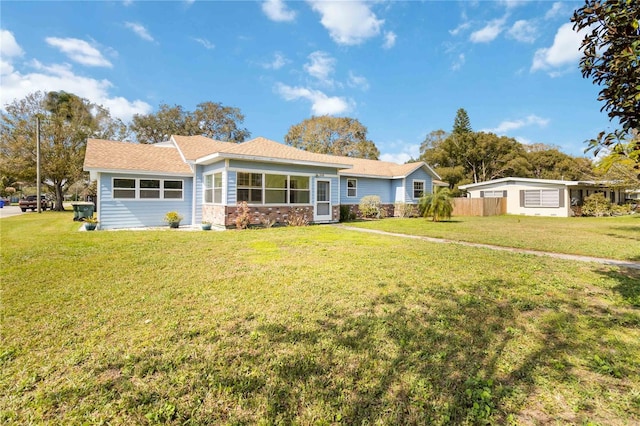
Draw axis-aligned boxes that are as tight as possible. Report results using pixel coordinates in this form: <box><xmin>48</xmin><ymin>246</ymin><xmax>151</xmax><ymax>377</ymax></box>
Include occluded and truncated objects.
<box><xmin>452</xmin><ymin>197</ymin><xmax>506</xmax><ymax>217</ymax></box>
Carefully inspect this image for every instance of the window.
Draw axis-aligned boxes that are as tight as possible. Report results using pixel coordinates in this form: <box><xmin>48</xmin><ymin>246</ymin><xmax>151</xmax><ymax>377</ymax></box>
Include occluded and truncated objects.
<box><xmin>140</xmin><ymin>179</ymin><xmax>160</xmax><ymax>199</ymax></box>
<box><xmin>112</xmin><ymin>178</ymin><xmax>183</xmax><ymax>200</ymax></box>
<box><xmin>265</xmin><ymin>174</ymin><xmax>287</xmax><ymax>204</ymax></box>
<box><xmin>204</xmin><ymin>173</ymin><xmax>222</xmax><ymax>204</ymax></box>
<box><xmin>164</xmin><ymin>180</ymin><xmax>183</xmax><ymax>199</ymax></box>
<box><xmin>413</xmin><ymin>180</ymin><xmax>425</xmax><ymax>199</ymax></box>
<box><xmin>347</xmin><ymin>178</ymin><xmax>357</xmax><ymax>197</ymax></box>
<box><xmin>237</xmin><ymin>172</ymin><xmax>262</xmax><ymax>203</ymax></box>
<box><xmin>524</xmin><ymin>189</ymin><xmax>559</xmax><ymax>208</ymax></box>
<box><xmin>113</xmin><ymin>178</ymin><xmax>136</xmax><ymax>199</ymax></box>
<box><xmin>289</xmin><ymin>175</ymin><xmax>310</xmax><ymax>204</ymax></box>
<box><xmin>482</xmin><ymin>190</ymin><xmax>505</xmax><ymax>198</ymax></box>
<box><xmin>237</xmin><ymin>172</ymin><xmax>310</xmax><ymax>204</ymax></box>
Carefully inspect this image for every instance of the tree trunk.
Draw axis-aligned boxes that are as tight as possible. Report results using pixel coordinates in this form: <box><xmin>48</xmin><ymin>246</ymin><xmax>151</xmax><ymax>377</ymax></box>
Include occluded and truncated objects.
<box><xmin>54</xmin><ymin>182</ymin><xmax>65</xmax><ymax>211</ymax></box>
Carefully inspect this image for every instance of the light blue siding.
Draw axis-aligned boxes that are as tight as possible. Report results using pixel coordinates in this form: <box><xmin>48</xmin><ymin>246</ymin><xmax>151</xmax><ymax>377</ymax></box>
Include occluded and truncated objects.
<box><xmin>391</xmin><ymin>179</ymin><xmax>404</xmax><ymax>203</ymax></box>
<box><xmin>196</xmin><ymin>163</ymin><xmax>226</xmax><ymax>222</ymax></box>
<box><xmin>405</xmin><ymin>168</ymin><xmax>434</xmax><ymax>202</ymax></box>
<box><xmin>339</xmin><ymin>177</ymin><xmax>394</xmax><ymax>204</ymax></box>
<box><xmin>98</xmin><ymin>172</ymin><xmax>193</xmax><ymax>229</ymax></box>
<box><xmin>227</xmin><ymin>171</ymin><xmax>237</xmax><ymax>205</ymax></box>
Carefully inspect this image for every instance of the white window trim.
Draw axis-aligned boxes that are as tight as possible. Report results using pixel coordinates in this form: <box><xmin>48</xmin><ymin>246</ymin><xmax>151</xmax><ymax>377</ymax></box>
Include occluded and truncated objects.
<box><xmin>413</xmin><ymin>179</ymin><xmax>426</xmax><ymax>199</ymax></box>
<box><xmin>236</xmin><ymin>171</ymin><xmax>312</xmax><ymax>206</ymax></box>
<box><xmin>203</xmin><ymin>172</ymin><xmax>224</xmax><ymax>205</ymax></box>
<box><xmin>112</xmin><ymin>178</ymin><xmax>184</xmax><ymax>201</ymax></box>
<box><xmin>346</xmin><ymin>178</ymin><xmax>357</xmax><ymax>198</ymax></box>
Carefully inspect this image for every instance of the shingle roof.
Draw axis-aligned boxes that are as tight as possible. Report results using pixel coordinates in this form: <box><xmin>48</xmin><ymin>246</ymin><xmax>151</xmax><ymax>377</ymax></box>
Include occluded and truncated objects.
<box><xmin>85</xmin><ymin>136</ymin><xmax>439</xmax><ymax>179</ymax></box>
<box><xmin>171</xmin><ymin>135</ymin><xmax>235</xmax><ymax>161</ymax></box>
<box><xmin>84</xmin><ymin>139</ymin><xmax>192</xmax><ymax>174</ymax></box>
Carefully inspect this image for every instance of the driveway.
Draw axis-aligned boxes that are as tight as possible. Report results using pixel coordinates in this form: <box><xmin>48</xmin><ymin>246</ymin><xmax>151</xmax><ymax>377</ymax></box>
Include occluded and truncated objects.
<box><xmin>0</xmin><ymin>205</ymin><xmax>24</xmax><ymax>219</ymax></box>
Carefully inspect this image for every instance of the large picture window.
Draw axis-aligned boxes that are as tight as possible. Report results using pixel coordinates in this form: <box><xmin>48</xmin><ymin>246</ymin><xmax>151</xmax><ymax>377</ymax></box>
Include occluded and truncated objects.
<box><xmin>112</xmin><ymin>178</ymin><xmax>183</xmax><ymax>200</ymax></box>
<box><xmin>237</xmin><ymin>172</ymin><xmax>310</xmax><ymax>205</ymax></box>
<box><xmin>524</xmin><ymin>189</ymin><xmax>559</xmax><ymax>208</ymax></box>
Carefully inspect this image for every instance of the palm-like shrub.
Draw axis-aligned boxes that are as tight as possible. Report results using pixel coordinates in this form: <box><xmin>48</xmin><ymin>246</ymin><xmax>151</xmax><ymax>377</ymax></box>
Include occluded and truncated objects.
<box><xmin>418</xmin><ymin>187</ymin><xmax>453</xmax><ymax>222</ymax></box>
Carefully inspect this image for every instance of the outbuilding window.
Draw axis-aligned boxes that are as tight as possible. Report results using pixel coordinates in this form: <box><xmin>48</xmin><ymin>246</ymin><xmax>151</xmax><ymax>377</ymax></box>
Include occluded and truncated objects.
<box><xmin>523</xmin><ymin>189</ymin><xmax>560</xmax><ymax>208</ymax></box>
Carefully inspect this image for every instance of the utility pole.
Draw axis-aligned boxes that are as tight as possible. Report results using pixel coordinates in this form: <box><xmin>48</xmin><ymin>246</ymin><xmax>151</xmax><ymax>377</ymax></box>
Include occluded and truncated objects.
<box><xmin>36</xmin><ymin>116</ymin><xmax>41</xmax><ymax>213</ymax></box>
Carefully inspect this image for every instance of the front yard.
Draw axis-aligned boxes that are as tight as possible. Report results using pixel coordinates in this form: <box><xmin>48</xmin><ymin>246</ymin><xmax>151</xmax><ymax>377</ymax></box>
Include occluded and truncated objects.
<box><xmin>347</xmin><ymin>214</ymin><xmax>640</xmax><ymax>262</ymax></box>
<box><xmin>1</xmin><ymin>212</ymin><xmax>639</xmax><ymax>424</ymax></box>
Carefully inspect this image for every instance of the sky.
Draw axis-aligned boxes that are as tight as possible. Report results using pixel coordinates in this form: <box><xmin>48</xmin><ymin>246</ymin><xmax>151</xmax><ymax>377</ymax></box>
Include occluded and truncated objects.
<box><xmin>0</xmin><ymin>0</ymin><xmax>616</xmax><ymax>163</ymax></box>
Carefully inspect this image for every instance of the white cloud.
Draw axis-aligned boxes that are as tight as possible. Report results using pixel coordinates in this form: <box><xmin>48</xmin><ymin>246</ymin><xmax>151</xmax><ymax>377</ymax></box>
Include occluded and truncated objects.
<box><xmin>308</xmin><ymin>0</ymin><xmax>383</xmax><ymax>45</ymax></box>
<box><xmin>545</xmin><ymin>2</ymin><xmax>566</xmax><ymax>20</ymax></box>
<box><xmin>484</xmin><ymin>114</ymin><xmax>550</xmax><ymax>134</ymax></box>
<box><xmin>499</xmin><ymin>0</ymin><xmax>524</xmax><ymax>10</ymax></box>
<box><xmin>1</xmin><ymin>29</ymin><xmax>24</xmax><ymax>58</ymax></box>
<box><xmin>449</xmin><ymin>21</ymin><xmax>471</xmax><ymax>36</ymax></box>
<box><xmin>262</xmin><ymin>52</ymin><xmax>288</xmax><ymax>70</ymax></box>
<box><xmin>382</xmin><ymin>31</ymin><xmax>396</xmax><ymax>49</ymax></box>
<box><xmin>531</xmin><ymin>23</ymin><xmax>585</xmax><ymax>73</ymax></box>
<box><xmin>275</xmin><ymin>83</ymin><xmax>351</xmax><ymax>115</ymax></box>
<box><xmin>347</xmin><ymin>71</ymin><xmax>369</xmax><ymax>91</ymax></box>
<box><xmin>124</xmin><ymin>22</ymin><xmax>154</xmax><ymax>42</ymax></box>
<box><xmin>507</xmin><ymin>20</ymin><xmax>537</xmax><ymax>43</ymax></box>
<box><xmin>45</xmin><ymin>37</ymin><xmax>112</xmax><ymax>67</ymax></box>
<box><xmin>470</xmin><ymin>17</ymin><xmax>506</xmax><ymax>43</ymax></box>
<box><xmin>451</xmin><ymin>53</ymin><xmax>465</xmax><ymax>71</ymax></box>
<box><xmin>262</xmin><ymin>0</ymin><xmax>296</xmax><ymax>22</ymax></box>
<box><xmin>304</xmin><ymin>51</ymin><xmax>335</xmax><ymax>85</ymax></box>
<box><xmin>193</xmin><ymin>37</ymin><xmax>214</xmax><ymax>50</ymax></box>
<box><xmin>380</xmin><ymin>143</ymin><xmax>420</xmax><ymax>164</ymax></box>
<box><xmin>0</xmin><ymin>46</ymin><xmax>151</xmax><ymax>121</ymax></box>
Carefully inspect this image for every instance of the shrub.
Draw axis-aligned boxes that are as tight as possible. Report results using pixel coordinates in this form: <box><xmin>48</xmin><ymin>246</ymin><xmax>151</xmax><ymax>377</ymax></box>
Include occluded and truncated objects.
<box><xmin>339</xmin><ymin>205</ymin><xmax>355</xmax><ymax>222</ymax></box>
<box><xmin>359</xmin><ymin>195</ymin><xmax>385</xmax><ymax>219</ymax></box>
<box><xmin>581</xmin><ymin>193</ymin><xmax>612</xmax><ymax>217</ymax></box>
<box><xmin>286</xmin><ymin>208</ymin><xmax>309</xmax><ymax>226</ymax></box>
<box><xmin>235</xmin><ymin>202</ymin><xmax>251</xmax><ymax>229</ymax></box>
<box><xmin>394</xmin><ymin>202</ymin><xmax>418</xmax><ymax>218</ymax></box>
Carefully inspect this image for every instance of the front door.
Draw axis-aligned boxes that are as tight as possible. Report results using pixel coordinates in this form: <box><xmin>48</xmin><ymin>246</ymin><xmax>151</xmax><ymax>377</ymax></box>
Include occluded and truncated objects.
<box><xmin>314</xmin><ymin>180</ymin><xmax>332</xmax><ymax>222</ymax></box>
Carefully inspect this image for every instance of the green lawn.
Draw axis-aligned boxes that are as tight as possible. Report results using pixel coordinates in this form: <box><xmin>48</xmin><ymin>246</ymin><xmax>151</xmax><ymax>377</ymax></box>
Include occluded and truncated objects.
<box><xmin>345</xmin><ymin>215</ymin><xmax>640</xmax><ymax>262</ymax></box>
<box><xmin>2</xmin><ymin>212</ymin><xmax>639</xmax><ymax>425</ymax></box>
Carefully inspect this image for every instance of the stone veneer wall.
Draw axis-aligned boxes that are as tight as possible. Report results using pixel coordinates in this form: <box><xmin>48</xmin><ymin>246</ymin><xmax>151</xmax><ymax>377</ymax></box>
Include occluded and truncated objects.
<box><xmin>204</xmin><ymin>204</ymin><xmax>340</xmax><ymax>228</ymax></box>
<box><xmin>202</xmin><ymin>204</ymin><xmax>227</xmax><ymax>226</ymax></box>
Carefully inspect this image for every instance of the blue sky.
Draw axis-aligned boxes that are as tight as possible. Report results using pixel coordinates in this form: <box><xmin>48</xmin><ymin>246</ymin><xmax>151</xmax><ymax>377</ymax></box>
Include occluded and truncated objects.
<box><xmin>1</xmin><ymin>0</ymin><xmax>614</xmax><ymax>163</ymax></box>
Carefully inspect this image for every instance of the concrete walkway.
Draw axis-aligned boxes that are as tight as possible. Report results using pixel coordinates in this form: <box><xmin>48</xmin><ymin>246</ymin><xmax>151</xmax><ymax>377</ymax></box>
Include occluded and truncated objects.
<box><xmin>336</xmin><ymin>224</ymin><xmax>640</xmax><ymax>271</ymax></box>
<box><xmin>0</xmin><ymin>205</ymin><xmax>24</xmax><ymax>219</ymax></box>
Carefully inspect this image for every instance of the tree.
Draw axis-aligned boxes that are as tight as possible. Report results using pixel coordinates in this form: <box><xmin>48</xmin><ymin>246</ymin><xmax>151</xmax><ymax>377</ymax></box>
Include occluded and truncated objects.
<box><xmin>524</xmin><ymin>144</ymin><xmax>594</xmax><ymax>180</ymax></box>
<box><xmin>418</xmin><ymin>187</ymin><xmax>453</xmax><ymax>222</ymax></box>
<box><xmin>193</xmin><ymin>102</ymin><xmax>250</xmax><ymax>142</ymax></box>
<box><xmin>571</xmin><ymin>0</ymin><xmax>640</xmax><ymax>167</ymax></box>
<box><xmin>284</xmin><ymin>116</ymin><xmax>380</xmax><ymax>159</ymax></box>
<box><xmin>452</xmin><ymin>108</ymin><xmax>472</xmax><ymax>135</ymax></box>
<box><xmin>0</xmin><ymin>91</ymin><xmax>124</xmax><ymax>210</ymax></box>
<box><xmin>130</xmin><ymin>102</ymin><xmax>250</xmax><ymax>144</ymax></box>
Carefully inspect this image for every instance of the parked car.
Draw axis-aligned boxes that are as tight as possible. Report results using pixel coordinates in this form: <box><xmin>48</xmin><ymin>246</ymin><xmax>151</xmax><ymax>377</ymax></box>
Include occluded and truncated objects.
<box><xmin>18</xmin><ymin>195</ymin><xmax>53</xmax><ymax>212</ymax></box>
